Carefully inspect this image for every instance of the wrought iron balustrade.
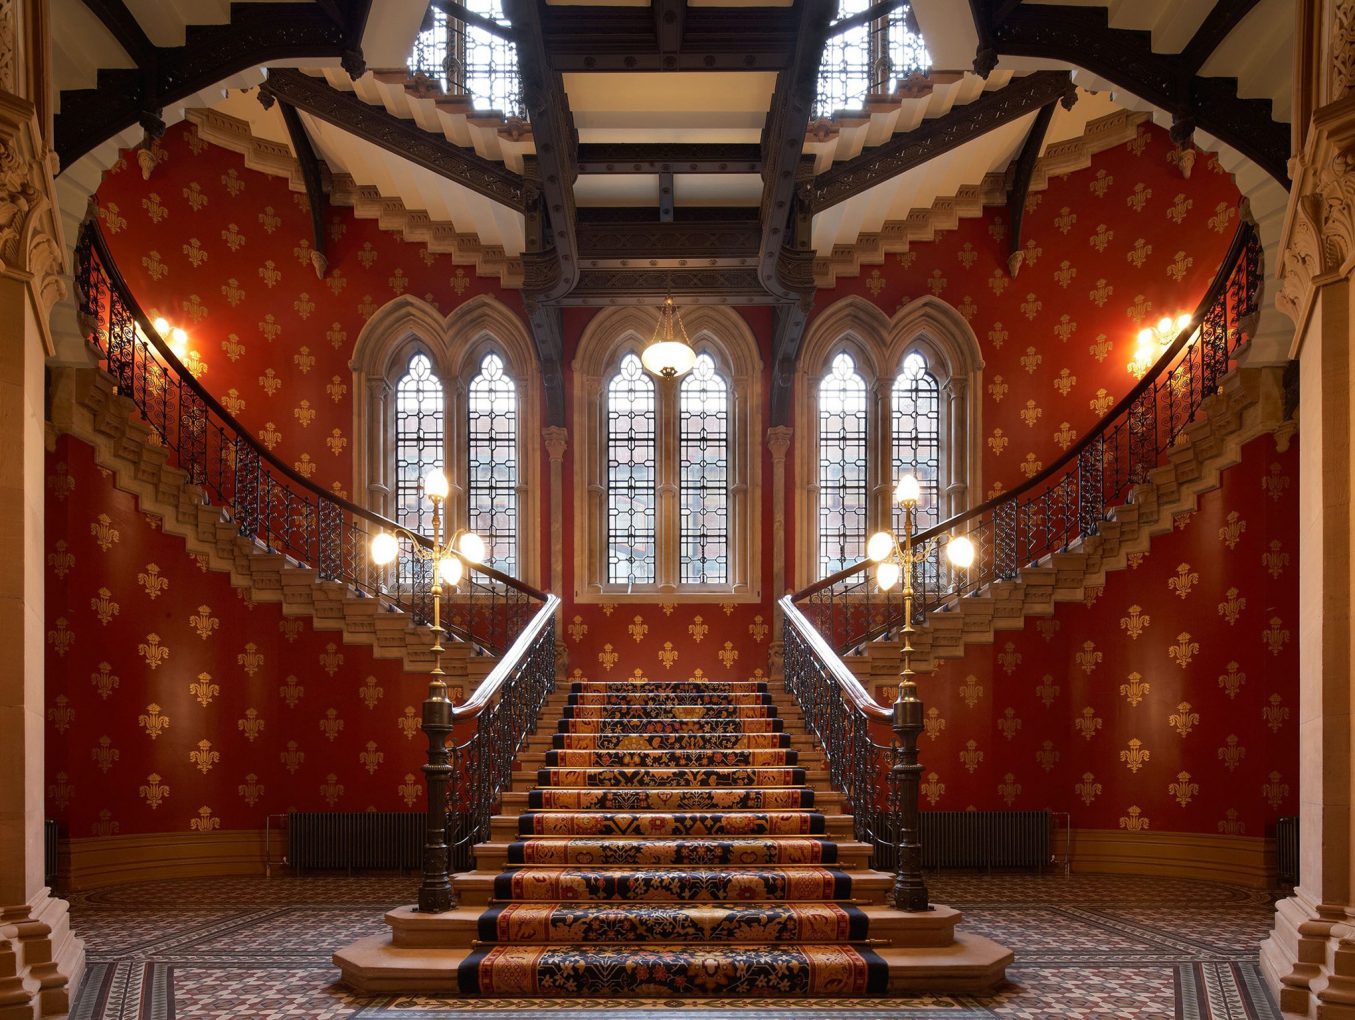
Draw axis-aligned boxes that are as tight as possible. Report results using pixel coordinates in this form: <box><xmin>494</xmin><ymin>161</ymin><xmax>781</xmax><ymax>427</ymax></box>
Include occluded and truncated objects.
<box><xmin>793</xmin><ymin>219</ymin><xmax>1262</xmax><ymax>656</ymax></box>
<box><xmin>74</xmin><ymin>220</ymin><xmax>549</xmax><ymax>659</ymax></box>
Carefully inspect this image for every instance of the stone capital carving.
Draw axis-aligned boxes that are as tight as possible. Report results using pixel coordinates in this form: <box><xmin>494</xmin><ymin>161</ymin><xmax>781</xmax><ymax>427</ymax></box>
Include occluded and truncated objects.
<box><xmin>766</xmin><ymin>425</ymin><xmax>793</xmax><ymax>463</ymax></box>
<box><xmin>0</xmin><ymin>92</ymin><xmax>65</xmax><ymax>353</ymax></box>
<box><xmin>543</xmin><ymin>426</ymin><xmax>568</xmax><ymax>462</ymax></box>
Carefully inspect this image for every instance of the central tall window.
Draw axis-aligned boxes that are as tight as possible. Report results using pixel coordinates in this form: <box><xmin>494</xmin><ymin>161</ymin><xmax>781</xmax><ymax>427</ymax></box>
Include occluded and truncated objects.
<box><xmin>574</xmin><ymin>306</ymin><xmax>761</xmax><ymax>601</ymax></box>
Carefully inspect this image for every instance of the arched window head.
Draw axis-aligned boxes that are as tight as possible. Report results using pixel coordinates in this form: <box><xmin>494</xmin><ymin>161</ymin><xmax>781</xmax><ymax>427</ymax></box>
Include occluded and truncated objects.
<box><xmin>680</xmin><ymin>352</ymin><xmax>730</xmax><ymax>585</ymax></box>
<box><xmin>467</xmin><ymin>351</ymin><xmax>517</xmax><ymax>575</ymax></box>
<box><xmin>606</xmin><ymin>353</ymin><xmax>657</xmax><ymax>585</ymax></box>
<box><xmin>819</xmin><ymin>351</ymin><xmax>869</xmax><ymax>576</ymax></box>
<box><xmin>892</xmin><ymin>349</ymin><xmax>941</xmax><ymax>532</ymax></box>
<box><xmin>395</xmin><ymin>352</ymin><xmax>444</xmax><ymax>536</ymax></box>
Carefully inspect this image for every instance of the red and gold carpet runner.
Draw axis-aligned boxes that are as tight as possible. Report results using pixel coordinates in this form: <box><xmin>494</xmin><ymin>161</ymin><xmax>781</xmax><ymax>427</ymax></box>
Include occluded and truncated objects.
<box><xmin>458</xmin><ymin>675</ymin><xmax>889</xmax><ymax>996</ymax></box>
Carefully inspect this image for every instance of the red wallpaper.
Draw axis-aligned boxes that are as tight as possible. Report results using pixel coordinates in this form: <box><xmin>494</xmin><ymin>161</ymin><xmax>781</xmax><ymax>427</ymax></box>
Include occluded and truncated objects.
<box><xmin>59</xmin><ymin>118</ymin><xmax>1295</xmax><ymax>841</ymax></box>
<box><xmin>868</xmin><ymin>433</ymin><xmax>1299</xmax><ymax>837</ymax></box>
<box><xmin>811</xmin><ymin>123</ymin><xmax>1244</xmax><ymax>499</ymax></box>
<box><xmin>45</xmin><ymin>435</ymin><xmax>432</xmax><ymax>838</ymax></box>
<box><xmin>94</xmin><ymin>123</ymin><xmax>526</xmax><ymax>501</ymax></box>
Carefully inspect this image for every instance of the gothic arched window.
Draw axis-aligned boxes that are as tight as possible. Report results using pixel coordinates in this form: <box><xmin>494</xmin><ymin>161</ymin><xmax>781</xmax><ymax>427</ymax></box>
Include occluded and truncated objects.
<box><xmin>606</xmin><ymin>353</ymin><xmax>658</xmax><ymax>585</ymax></box>
<box><xmin>467</xmin><ymin>351</ymin><xmax>518</xmax><ymax>575</ymax></box>
<box><xmin>892</xmin><ymin>350</ymin><xmax>941</xmax><ymax>534</ymax></box>
<box><xmin>818</xmin><ymin>351</ymin><xmax>870</xmax><ymax>577</ymax></box>
<box><xmin>680</xmin><ymin>352</ymin><xmax>730</xmax><ymax>585</ymax></box>
<box><xmin>395</xmin><ymin>352</ymin><xmax>444</xmax><ymax>537</ymax></box>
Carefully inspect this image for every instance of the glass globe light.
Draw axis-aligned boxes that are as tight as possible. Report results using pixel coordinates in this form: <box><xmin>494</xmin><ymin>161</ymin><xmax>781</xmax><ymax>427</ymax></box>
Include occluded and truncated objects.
<box><xmin>640</xmin><ymin>297</ymin><xmax>697</xmax><ymax>379</ymax></box>
<box><xmin>458</xmin><ymin>531</ymin><xmax>486</xmax><ymax>563</ymax></box>
<box><xmin>866</xmin><ymin>531</ymin><xmax>894</xmax><ymax>563</ymax></box>
<box><xmin>1156</xmin><ymin>316</ymin><xmax>1174</xmax><ymax>335</ymax></box>
<box><xmin>169</xmin><ymin>327</ymin><xmax>189</xmax><ymax>360</ymax></box>
<box><xmin>438</xmin><ymin>555</ymin><xmax>463</xmax><ymax>586</ymax></box>
<box><xmin>894</xmin><ymin>474</ymin><xmax>921</xmax><ymax>506</ymax></box>
<box><xmin>423</xmin><ymin>470</ymin><xmax>449</xmax><ymax>500</ymax></box>
<box><xmin>153</xmin><ymin>316</ymin><xmax>170</xmax><ymax>337</ymax></box>
<box><xmin>370</xmin><ymin>530</ymin><xmax>399</xmax><ymax>566</ymax></box>
<box><xmin>947</xmin><ymin>535</ymin><xmax>976</xmax><ymax>569</ymax></box>
<box><xmin>1175</xmin><ymin>313</ymin><xmax>1193</xmax><ymax>333</ymax></box>
<box><xmin>876</xmin><ymin>560</ymin><xmax>901</xmax><ymax>591</ymax></box>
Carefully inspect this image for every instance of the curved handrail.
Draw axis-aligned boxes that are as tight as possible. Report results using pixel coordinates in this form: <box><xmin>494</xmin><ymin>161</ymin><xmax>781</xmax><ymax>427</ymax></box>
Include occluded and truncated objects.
<box><xmin>780</xmin><ymin>595</ymin><xmax>889</xmax><ymax>721</ymax></box>
<box><xmin>75</xmin><ymin>218</ymin><xmax>548</xmax><ymax>656</ymax></box>
<box><xmin>798</xmin><ymin>219</ymin><xmax>1258</xmax><ymax>602</ymax></box>
<box><xmin>454</xmin><ymin>594</ymin><xmax>559</xmax><ymax>720</ymax></box>
<box><xmin>791</xmin><ymin>217</ymin><xmax>1262</xmax><ymax>658</ymax></box>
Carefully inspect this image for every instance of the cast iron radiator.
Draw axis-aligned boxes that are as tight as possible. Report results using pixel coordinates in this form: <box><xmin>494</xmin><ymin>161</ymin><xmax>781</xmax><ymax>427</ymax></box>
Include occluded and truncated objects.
<box><xmin>287</xmin><ymin>812</ymin><xmax>423</xmax><ymax>873</ymax></box>
<box><xmin>1275</xmin><ymin>815</ymin><xmax>1299</xmax><ymax>885</ymax></box>
<box><xmin>920</xmin><ymin>810</ymin><xmax>1051</xmax><ymax>870</ymax></box>
<box><xmin>44</xmin><ymin>819</ymin><xmax>58</xmax><ymax>888</ymax></box>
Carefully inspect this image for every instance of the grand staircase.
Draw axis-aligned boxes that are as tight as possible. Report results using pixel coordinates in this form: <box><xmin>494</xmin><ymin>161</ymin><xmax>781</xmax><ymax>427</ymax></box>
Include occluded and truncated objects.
<box><xmin>335</xmin><ymin>672</ymin><xmax>1011</xmax><ymax>996</ymax></box>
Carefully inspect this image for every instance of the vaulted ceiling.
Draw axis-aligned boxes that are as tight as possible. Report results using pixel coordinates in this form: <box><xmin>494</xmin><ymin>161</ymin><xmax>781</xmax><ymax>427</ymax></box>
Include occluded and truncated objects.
<box><xmin>51</xmin><ymin>0</ymin><xmax>1296</xmax><ymax>421</ymax></box>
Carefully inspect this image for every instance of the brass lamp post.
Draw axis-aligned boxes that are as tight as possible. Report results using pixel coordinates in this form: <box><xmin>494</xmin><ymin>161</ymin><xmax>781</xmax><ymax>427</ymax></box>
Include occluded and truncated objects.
<box><xmin>369</xmin><ymin>468</ymin><xmax>484</xmax><ymax>913</ymax></box>
<box><xmin>867</xmin><ymin>475</ymin><xmax>975</xmax><ymax>913</ymax></box>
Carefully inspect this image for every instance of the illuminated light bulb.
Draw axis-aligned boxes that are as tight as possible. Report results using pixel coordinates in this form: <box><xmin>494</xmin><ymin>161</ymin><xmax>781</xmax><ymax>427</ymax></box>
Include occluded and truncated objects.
<box><xmin>1156</xmin><ymin>316</ymin><xmax>1174</xmax><ymax>335</ymax></box>
<box><xmin>1136</xmin><ymin>327</ymin><xmax>1156</xmax><ymax>347</ymax></box>
<box><xmin>153</xmin><ymin>316</ymin><xmax>170</xmax><ymax>337</ymax></box>
<box><xmin>876</xmin><ymin>560</ymin><xmax>901</xmax><ymax>591</ymax></box>
<box><xmin>1175</xmin><ymin>313</ymin><xmax>1193</xmax><ymax>333</ymax></box>
<box><xmin>894</xmin><ymin>474</ymin><xmax>922</xmax><ymax>506</ymax></box>
<box><xmin>438</xmin><ymin>556</ymin><xmax>463</xmax><ymax>586</ymax></box>
<box><xmin>370</xmin><ymin>531</ymin><xmax>399</xmax><ymax>566</ymax></box>
<box><xmin>458</xmin><ymin>531</ymin><xmax>486</xmax><ymax>563</ymax></box>
<box><xmin>169</xmin><ymin>327</ymin><xmax>189</xmax><ymax>360</ymax></box>
<box><xmin>947</xmin><ymin>535</ymin><xmax>976</xmax><ymax>569</ymax></box>
<box><xmin>423</xmin><ymin>470</ymin><xmax>449</xmax><ymax>500</ymax></box>
<box><xmin>640</xmin><ymin>339</ymin><xmax>697</xmax><ymax>379</ymax></box>
<box><xmin>866</xmin><ymin>531</ymin><xmax>894</xmax><ymax>563</ymax></box>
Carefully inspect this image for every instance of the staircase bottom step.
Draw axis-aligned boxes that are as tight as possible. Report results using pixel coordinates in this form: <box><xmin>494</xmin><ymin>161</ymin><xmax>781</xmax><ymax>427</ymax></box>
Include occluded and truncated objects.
<box><xmin>335</xmin><ymin>928</ymin><xmax>1010</xmax><ymax>995</ymax></box>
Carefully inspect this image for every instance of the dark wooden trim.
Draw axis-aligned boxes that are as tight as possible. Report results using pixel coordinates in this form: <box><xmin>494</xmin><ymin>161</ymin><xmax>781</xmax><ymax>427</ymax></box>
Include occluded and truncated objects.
<box><xmin>577</xmin><ymin>143</ymin><xmax>761</xmax><ymax>174</ymax></box>
<box><xmin>827</xmin><ymin>0</ymin><xmax>908</xmax><ymax>38</ymax></box>
<box><xmin>987</xmin><ymin>3</ymin><xmax>1290</xmax><ymax>186</ymax></box>
<box><xmin>277</xmin><ymin>100</ymin><xmax>330</xmax><ymax>276</ymax></box>
<box><xmin>566</xmin><ymin>266</ymin><xmax>769</xmax><ymax>303</ymax></box>
<box><xmin>540</xmin><ymin>3</ymin><xmax>802</xmax><ymax>71</ymax></box>
<box><xmin>1180</xmin><ymin>0</ymin><xmax>1264</xmax><ymax>75</ymax></box>
<box><xmin>808</xmin><ymin>69</ymin><xmax>1074</xmax><ymax>214</ymax></box>
<box><xmin>56</xmin><ymin>2</ymin><xmax>373</xmax><ymax>171</ymax></box>
<box><xmin>260</xmin><ymin>68</ymin><xmax>527</xmax><ymax>212</ymax></box>
<box><xmin>1006</xmin><ymin>97</ymin><xmax>1057</xmax><ymax>273</ymax></box>
<box><xmin>658</xmin><ymin>171</ymin><xmax>675</xmax><ymax>223</ymax></box>
<box><xmin>654</xmin><ymin>0</ymin><xmax>687</xmax><ymax>59</ymax></box>
<box><xmin>78</xmin><ymin>0</ymin><xmax>155</xmax><ymax>69</ymax></box>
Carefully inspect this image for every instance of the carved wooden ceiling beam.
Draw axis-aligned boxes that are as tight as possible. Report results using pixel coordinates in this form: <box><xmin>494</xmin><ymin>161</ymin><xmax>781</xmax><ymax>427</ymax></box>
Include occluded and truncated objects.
<box><xmin>506</xmin><ymin>0</ymin><xmax>582</xmax><ymax>425</ymax></box>
<box><xmin>566</xmin><ymin>267</ymin><xmax>770</xmax><ymax>304</ymax></box>
<box><xmin>808</xmin><ymin>69</ymin><xmax>1076</xmax><ymax>214</ymax></box>
<box><xmin>1005</xmin><ymin>97</ymin><xmax>1059</xmax><ymax>276</ymax></box>
<box><xmin>975</xmin><ymin>2</ymin><xmax>1289</xmax><ymax>186</ymax></box>
<box><xmin>56</xmin><ymin>1</ymin><xmax>373</xmax><ymax>171</ymax></box>
<box><xmin>760</xmin><ymin>0</ymin><xmax>834</xmax><ymax>426</ymax></box>
<box><xmin>274</xmin><ymin>98</ymin><xmax>331</xmax><ymax>279</ymax></box>
<box><xmin>539</xmin><ymin>3</ymin><xmax>802</xmax><ymax>71</ymax></box>
<box><xmin>576</xmin><ymin>209</ymin><xmax>761</xmax><ymax>268</ymax></box>
<box><xmin>576</xmin><ymin>143</ymin><xmax>762</xmax><ymax>175</ymax></box>
<box><xmin>260</xmin><ymin>68</ymin><xmax>527</xmax><ymax>212</ymax></box>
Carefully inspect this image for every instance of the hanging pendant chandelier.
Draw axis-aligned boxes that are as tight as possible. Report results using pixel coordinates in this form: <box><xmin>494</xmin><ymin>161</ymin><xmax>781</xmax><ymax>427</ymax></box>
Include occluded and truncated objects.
<box><xmin>640</xmin><ymin>296</ymin><xmax>697</xmax><ymax>379</ymax></box>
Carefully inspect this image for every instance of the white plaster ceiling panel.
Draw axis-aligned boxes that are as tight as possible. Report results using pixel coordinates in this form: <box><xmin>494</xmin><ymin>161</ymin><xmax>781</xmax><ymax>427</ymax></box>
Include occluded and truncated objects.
<box><xmin>564</xmin><ymin>72</ymin><xmax>778</xmax><ymax>143</ymax></box>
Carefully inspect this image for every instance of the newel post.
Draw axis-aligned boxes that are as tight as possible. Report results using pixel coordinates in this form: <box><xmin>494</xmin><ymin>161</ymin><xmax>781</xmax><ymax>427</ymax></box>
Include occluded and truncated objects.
<box><xmin>891</xmin><ymin>684</ymin><xmax>930</xmax><ymax>913</ymax></box>
<box><xmin>419</xmin><ymin>685</ymin><xmax>455</xmax><ymax>912</ymax></box>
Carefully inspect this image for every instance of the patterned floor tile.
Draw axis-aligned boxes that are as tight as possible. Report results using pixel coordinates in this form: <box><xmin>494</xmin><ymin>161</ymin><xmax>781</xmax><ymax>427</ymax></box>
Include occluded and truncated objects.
<box><xmin>65</xmin><ymin>872</ymin><xmax>1283</xmax><ymax>1020</ymax></box>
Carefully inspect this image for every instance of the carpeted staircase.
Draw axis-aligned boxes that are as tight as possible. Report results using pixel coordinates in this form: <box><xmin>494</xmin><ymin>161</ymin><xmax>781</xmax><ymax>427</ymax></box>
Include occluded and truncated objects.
<box><xmin>336</xmin><ymin>673</ymin><xmax>1011</xmax><ymax>997</ymax></box>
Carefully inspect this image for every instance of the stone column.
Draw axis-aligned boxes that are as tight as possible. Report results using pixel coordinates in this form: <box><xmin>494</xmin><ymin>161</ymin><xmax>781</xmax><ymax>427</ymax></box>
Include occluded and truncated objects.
<box><xmin>0</xmin><ymin>77</ymin><xmax>85</xmax><ymax>1017</ymax></box>
<box><xmin>766</xmin><ymin>426</ymin><xmax>792</xmax><ymax>679</ymax></box>
<box><xmin>1259</xmin><ymin>17</ymin><xmax>1355</xmax><ymax>1012</ymax></box>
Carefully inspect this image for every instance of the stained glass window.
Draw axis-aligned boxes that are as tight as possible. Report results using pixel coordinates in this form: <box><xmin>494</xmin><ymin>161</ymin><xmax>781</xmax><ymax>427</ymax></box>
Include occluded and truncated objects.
<box><xmin>680</xmin><ymin>353</ymin><xmax>729</xmax><ymax>584</ymax></box>
<box><xmin>815</xmin><ymin>1</ymin><xmax>930</xmax><ymax>118</ymax></box>
<box><xmin>892</xmin><ymin>351</ymin><xmax>941</xmax><ymax>532</ymax></box>
<box><xmin>395</xmin><ymin>352</ymin><xmax>444</xmax><ymax>537</ymax></box>
<box><xmin>819</xmin><ymin>351</ymin><xmax>869</xmax><ymax>576</ymax></box>
<box><xmin>606</xmin><ymin>353</ymin><xmax>657</xmax><ymax>585</ymax></box>
<box><xmin>409</xmin><ymin>0</ymin><xmax>524</xmax><ymax>118</ymax></box>
<box><xmin>467</xmin><ymin>352</ymin><xmax>517</xmax><ymax>575</ymax></box>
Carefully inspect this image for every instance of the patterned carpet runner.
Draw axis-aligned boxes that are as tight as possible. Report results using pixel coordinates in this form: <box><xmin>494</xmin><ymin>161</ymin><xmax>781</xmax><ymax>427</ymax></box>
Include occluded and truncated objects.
<box><xmin>458</xmin><ymin>676</ymin><xmax>890</xmax><ymax>997</ymax></box>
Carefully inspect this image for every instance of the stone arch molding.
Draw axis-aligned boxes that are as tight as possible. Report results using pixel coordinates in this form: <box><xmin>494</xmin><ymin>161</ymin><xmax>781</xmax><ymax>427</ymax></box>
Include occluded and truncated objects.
<box><xmin>793</xmin><ymin>294</ymin><xmax>984</xmax><ymax>587</ymax></box>
<box><xmin>350</xmin><ymin>292</ymin><xmax>543</xmax><ymax>586</ymax></box>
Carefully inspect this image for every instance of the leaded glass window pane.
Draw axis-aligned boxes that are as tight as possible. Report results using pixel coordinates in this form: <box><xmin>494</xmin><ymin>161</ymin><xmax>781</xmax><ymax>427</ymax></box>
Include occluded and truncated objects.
<box><xmin>408</xmin><ymin>0</ymin><xmax>525</xmax><ymax>118</ymax></box>
<box><xmin>395</xmin><ymin>352</ymin><xmax>444</xmax><ymax>536</ymax></box>
<box><xmin>467</xmin><ymin>351</ymin><xmax>517</xmax><ymax>575</ymax></box>
<box><xmin>680</xmin><ymin>353</ymin><xmax>729</xmax><ymax>584</ymax></box>
<box><xmin>819</xmin><ymin>351</ymin><xmax>869</xmax><ymax>577</ymax></box>
<box><xmin>892</xmin><ymin>350</ymin><xmax>941</xmax><ymax>532</ymax></box>
<box><xmin>607</xmin><ymin>353</ymin><xmax>656</xmax><ymax>585</ymax></box>
<box><xmin>815</xmin><ymin>2</ymin><xmax>931</xmax><ymax>117</ymax></box>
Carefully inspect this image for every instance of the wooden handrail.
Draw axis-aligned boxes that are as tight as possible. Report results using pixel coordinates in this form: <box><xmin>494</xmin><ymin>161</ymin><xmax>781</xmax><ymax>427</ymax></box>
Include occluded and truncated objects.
<box><xmin>454</xmin><ymin>594</ymin><xmax>559</xmax><ymax>719</ymax></box>
<box><xmin>780</xmin><ymin>594</ymin><xmax>891</xmax><ymax>719</ymax></box>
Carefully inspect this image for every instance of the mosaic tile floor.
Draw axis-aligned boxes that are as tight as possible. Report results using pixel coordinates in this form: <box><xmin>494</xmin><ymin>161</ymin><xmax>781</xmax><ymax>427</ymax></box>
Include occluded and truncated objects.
<box><xmin>67</xmin><ymin>872</ymin><xmax>1282</xmax><ymax>1019</ymax></box>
